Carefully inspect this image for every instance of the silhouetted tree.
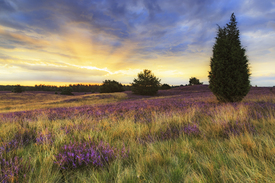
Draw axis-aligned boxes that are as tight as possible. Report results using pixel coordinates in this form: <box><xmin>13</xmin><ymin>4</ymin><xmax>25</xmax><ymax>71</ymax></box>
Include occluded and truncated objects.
<box><xmin>100</xmin><ymin>80</ymin><xmax>124</xmax><ymax>93</ymax></box>
<box><xmin>160</xmin><ymin>83</ymin><xmax>171</xmax><ymax>90</ymax></box>
<box><xmin>132</xmin><ymin>69</ymin><xmax>161</xmax><ymax>95</ymax></box>
<box><xmin>189</xmin><ymin>77</ymin><xmax>203</xmax><ymax>85</ymax></box>
<box><xmin>208</xmin><ymin>13</ymin><xmax>250</xmax><ymax>102</ymax></box>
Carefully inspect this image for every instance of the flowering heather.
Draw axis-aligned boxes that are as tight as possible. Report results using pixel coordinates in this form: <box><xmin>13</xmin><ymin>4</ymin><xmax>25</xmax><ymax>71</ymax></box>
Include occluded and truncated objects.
<box><xmin>158</xmin><ymin>125</ymin><xmax>182</xmax><ymax>141</ymax></box>
<box><xmin>0</xmin><ymin>86</ymin><xmax>274</xmax><ymax>124</ymax></box>
<box><xmin>134</xmin><ymin>110</ymin><xmax>152</xmax><ymax>124</ymax></box>
<box><xmin>36</xmin><ymin>131</ymin><xmax>54</xmax><ymax>145</ymax></box>
<box><xmin>183</xmin><ymin>124</ymin><xmax>201</xmax><ymax>136</ymax></box>
<box><xmin>222</xmin><ymin>120</ymin><xmax>257</xmax><ymax>138</ymax></box>
<box><xmin>0</xmin><ymin>129</ymin><xmax>36</xmax><ymax>157</ymax></box>
<box><xmin>0</xmin><ymin>157</ymin><xmax>30</xmax><ymax>183</ymax></box>
<box><xmin>54</xmin><ymin>140</ymin><xmax>128</xmax><ymax>170</ymax></box>
<box><xmin>138</xmin><ymin>123</ymin><xmax>201</xmax><ymax>144</ymax></box>
<box><xmin>59</xmin><ymin>123</ymin><xmax>96</xmax><ymax>135</ymax></box>
<box><xmin>137</xmin><ymin>134</ymin><xmax>155</xmax><ymax>144</ymax></box>
<box><xmin>0</xmin><ymin>86</ymin><xmax>274</xmax><ymax>182</ymax></box>
<box><xmin>158</xmin><ymin>123</ymin><xmax>200</xmax><ymax>139</ymax></box>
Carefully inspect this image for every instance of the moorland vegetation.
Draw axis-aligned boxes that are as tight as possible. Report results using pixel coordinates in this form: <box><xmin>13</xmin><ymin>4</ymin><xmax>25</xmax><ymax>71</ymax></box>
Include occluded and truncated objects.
<box><xmin>0</xmin><ymin>86</ymin><xmax>275</xmax><ymax>182</ymax></box>
<box><xmin>1</xmin><ymin>13</ymin><xmax>274</xmax><ymax>183</ymax></box>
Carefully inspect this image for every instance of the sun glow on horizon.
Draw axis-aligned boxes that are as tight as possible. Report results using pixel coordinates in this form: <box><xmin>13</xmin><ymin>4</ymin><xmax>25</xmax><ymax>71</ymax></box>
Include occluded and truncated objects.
<box><xmin>0</xmin><ymin>1</ymin><xmax>274</xmax><ymax>86</ymax></box>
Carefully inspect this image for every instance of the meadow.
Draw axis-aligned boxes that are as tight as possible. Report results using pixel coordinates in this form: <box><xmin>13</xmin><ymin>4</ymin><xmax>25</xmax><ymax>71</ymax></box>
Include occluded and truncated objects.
<box><xmin>0</xmin><ymin>85</ymin><xmax>275</xmax><ymax>183</ymax></box>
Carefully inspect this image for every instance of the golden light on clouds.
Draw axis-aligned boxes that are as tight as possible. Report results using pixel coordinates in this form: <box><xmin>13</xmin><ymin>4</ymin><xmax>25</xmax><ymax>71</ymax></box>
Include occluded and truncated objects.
<box><xmin>0</xmin><ymin>0</ymin><xmax>275</xmax><ymax>86</ymax></box>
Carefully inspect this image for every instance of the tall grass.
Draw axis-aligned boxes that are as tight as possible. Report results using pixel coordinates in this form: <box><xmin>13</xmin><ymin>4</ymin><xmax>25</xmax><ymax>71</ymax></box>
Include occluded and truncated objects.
<box><xmin>0</xmin><ymin>86</ymin><xmax>274</xmax><ymax>182</ymax></box>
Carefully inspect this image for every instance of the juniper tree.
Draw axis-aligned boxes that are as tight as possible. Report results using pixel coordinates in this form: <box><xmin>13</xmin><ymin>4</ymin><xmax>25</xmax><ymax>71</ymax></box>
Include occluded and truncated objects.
<box><xmin>208</xmin><ymin>13</ymin><xmax>250</xmax><ymax>102</ymax></box>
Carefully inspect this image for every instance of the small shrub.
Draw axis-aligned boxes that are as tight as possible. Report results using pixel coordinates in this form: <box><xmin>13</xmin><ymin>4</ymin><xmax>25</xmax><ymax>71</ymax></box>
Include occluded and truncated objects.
<box><xmin>12</xmin><ymin>85</ymin><xmax>24</xmax><ymax>93</ymax></box>
<box><xmin>0</xmin><ymin>157</ymin><xmax>31</xmax><ymax>183</ymax></box>
<box><xmin>55</xmin><ymin>91</ymin><xmax>58</xmax><ymax>94</ymax></box>
<box><xmin>132</xmin><ymin>69</ymin><xmax>161</xmax><ymax>96</ymax></box>
<box><xmin>54</xmin><ymin>140</ymin><xmax>129</xmax><ymax>170</ymax></box>
<box><xmin>0</xmin><ymin>129</ymin><xmax>36</xmax><ymax>161</ymax></box>
<box><xmin>189</xmin><ymin>77</ymin><xmax>203</xmax><ymax>85</ymax></box>
<box><xmin>100</xmin><ymin>80</ymin><xmax>124</xmax><ymax>93</ymax></box>
<box><xmin>160</xmin><ymin>83</ymin><xmax>171</xmax><ymax>90</ymax></box>
<box><xmin>60</xmin><ymin>87</ymin><xmax>74</xmax><ymax>95</ymax></box>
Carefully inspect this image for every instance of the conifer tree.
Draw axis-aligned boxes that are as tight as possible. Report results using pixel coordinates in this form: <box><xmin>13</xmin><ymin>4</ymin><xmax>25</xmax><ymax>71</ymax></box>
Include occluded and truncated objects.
<box><xmin>208</xmin><ymin>13</ymin><xmax>250</xmax><ymax>102</ymax></box>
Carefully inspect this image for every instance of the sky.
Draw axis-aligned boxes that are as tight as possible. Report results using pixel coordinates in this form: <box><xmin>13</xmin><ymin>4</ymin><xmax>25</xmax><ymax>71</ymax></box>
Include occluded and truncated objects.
<box><xmin>0</xmin><ymin>0</ymin><xmax>274</xmax><ymax>86</ymax></box>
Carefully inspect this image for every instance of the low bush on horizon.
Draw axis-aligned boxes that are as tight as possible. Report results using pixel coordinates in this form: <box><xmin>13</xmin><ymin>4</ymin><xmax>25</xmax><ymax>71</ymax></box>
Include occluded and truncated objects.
<box><xmin>100</xmin><ymin>80</ymin><xmax>124</xmax><ymax>93</ymax></box>
<box><xmin>189</xmin><ymin>77</ymin><xmax>203</xmax><ymax>85</ymax></box>
<box><xmin>60</xmin><ymin>87</ymin><xmax>74</xmax><ymax>95</ymax></box>
<box><xmin>160</xmin><ymin>83</ymin><xmax>171</xmax><ymax>90</ymax></box>
<box><xmin>12</xmin><ymin>85</ymin><xmax>24</xmax><ymax>93</ymax></box>
<box><xmin>0</xmin><ymin>87</ymin><xmax>275</xmax><ymax>182</ymax></box>
<box><xmin>132</xmin><ymin>69</ymin><xmax>161</xmax><ymax>96</ymax></box>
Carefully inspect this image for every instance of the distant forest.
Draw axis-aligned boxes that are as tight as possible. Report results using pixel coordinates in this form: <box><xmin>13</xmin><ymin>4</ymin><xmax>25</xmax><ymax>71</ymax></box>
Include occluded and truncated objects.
<box><xmin>0</xmin><ymin>84</ymin><xmax>131</xmax><ymax>93</ymax></box>
<box><xmin>0</xmin><ymin>83</ymin><xmax>186</xmax><ymax>93</ymax></box>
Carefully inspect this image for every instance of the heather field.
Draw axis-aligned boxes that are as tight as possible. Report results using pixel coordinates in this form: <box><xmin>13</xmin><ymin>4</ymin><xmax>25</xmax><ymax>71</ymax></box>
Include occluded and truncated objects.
<box><xmin>0</xmin><ymin>85</ymin><xmax>275</xmax><ymax>183</ymax></box>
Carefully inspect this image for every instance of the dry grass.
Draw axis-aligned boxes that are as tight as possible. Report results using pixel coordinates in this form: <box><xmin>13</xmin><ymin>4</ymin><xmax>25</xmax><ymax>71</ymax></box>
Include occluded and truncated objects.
<box><xmin>0</xmin><ymin>92</ymin><xmax>127</xmax><ymax>113</ymax></box>
<box><xmin>0</xmin><ymin>86</ymin><xmax>275</xmax><ymax>182</ymax></box>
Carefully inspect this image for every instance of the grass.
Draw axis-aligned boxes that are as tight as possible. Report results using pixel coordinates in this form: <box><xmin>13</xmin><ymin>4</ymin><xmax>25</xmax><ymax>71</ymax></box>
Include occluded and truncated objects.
<box><xmin>0</xmin><ymin>85</ymin><xmax>275</xmax><ymax>182</ymax></box>
<box><xmin>0</xmin><ymin>92</ymin><xmax>127</xmax><ymax>113</ymax></box>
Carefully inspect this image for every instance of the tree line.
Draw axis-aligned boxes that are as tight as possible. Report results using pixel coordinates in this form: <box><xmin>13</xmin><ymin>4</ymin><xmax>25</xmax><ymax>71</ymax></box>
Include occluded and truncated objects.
<box><xmin>0</xmin><ymin>84</ymin><xmax>101</xmax><ymax>92</ymax></box>
<box><xmin>0</xmin><ymin>84</ymin><xmax>131</xmax><ymax>93</ymax></box>
<box><xmin>2</xmin><ymin>76</ymin><xmax>202</xmax><ymax>95</ymax></box>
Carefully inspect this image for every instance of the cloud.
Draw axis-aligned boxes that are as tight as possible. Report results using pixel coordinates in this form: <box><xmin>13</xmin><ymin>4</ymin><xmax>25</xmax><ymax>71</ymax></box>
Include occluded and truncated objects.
<box><xmin>0</xmin><ymin>0</ymin><xmax>16</xmax><ymax>13</ymax></box>
<box><xmin>0</xmin><ymin>0</ymin><xmax>275</xmax><ymax>85</ymax></box>
<box><xmin>0</xmin><ymin>27</ymin><xmax>49</xmax><ymax>49</ymax></box>
<box><xmin>0</xmin><ymin>58</ymin><xmax>109</xmax><ymax>77</ymax></box>
<box><xmin>251</xmin><ymin>74</ymin><xmax>275</xmax><ymax>87</ymax></box>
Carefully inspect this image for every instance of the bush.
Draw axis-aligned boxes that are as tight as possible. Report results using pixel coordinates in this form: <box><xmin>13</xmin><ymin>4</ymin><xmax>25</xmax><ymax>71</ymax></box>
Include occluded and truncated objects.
<box><xmin>132</xmin><ymin>69</ymin><xmax>161</xmax><ymax>95</ymax></box>
<box><xmin>208</xmin><ymin>13</ymin><xmax>250</xmax><ymax>102</ymax></box>
<box><xmin>160</xmin><ymin>84</ymin><xmax>171</xmax><ymax>90</ymax></box>
<box><xmin>12</xmin><ymin>84</ymin><xmax>24</xmax><ymax>93</ymax></box>
<box><xmin>60</xmin><ymin>87</ymin><xmax>74</xmax><ymax>95</ymax></box>
<box><xmin>100</xmin><ymin>80</ymin><xmax>124</xmax><ymax>93</ymax></box>
<box><xmin>189</xmin><ymin>77</ymin><xmax>203</xmax><ymax>85</ymax></box>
